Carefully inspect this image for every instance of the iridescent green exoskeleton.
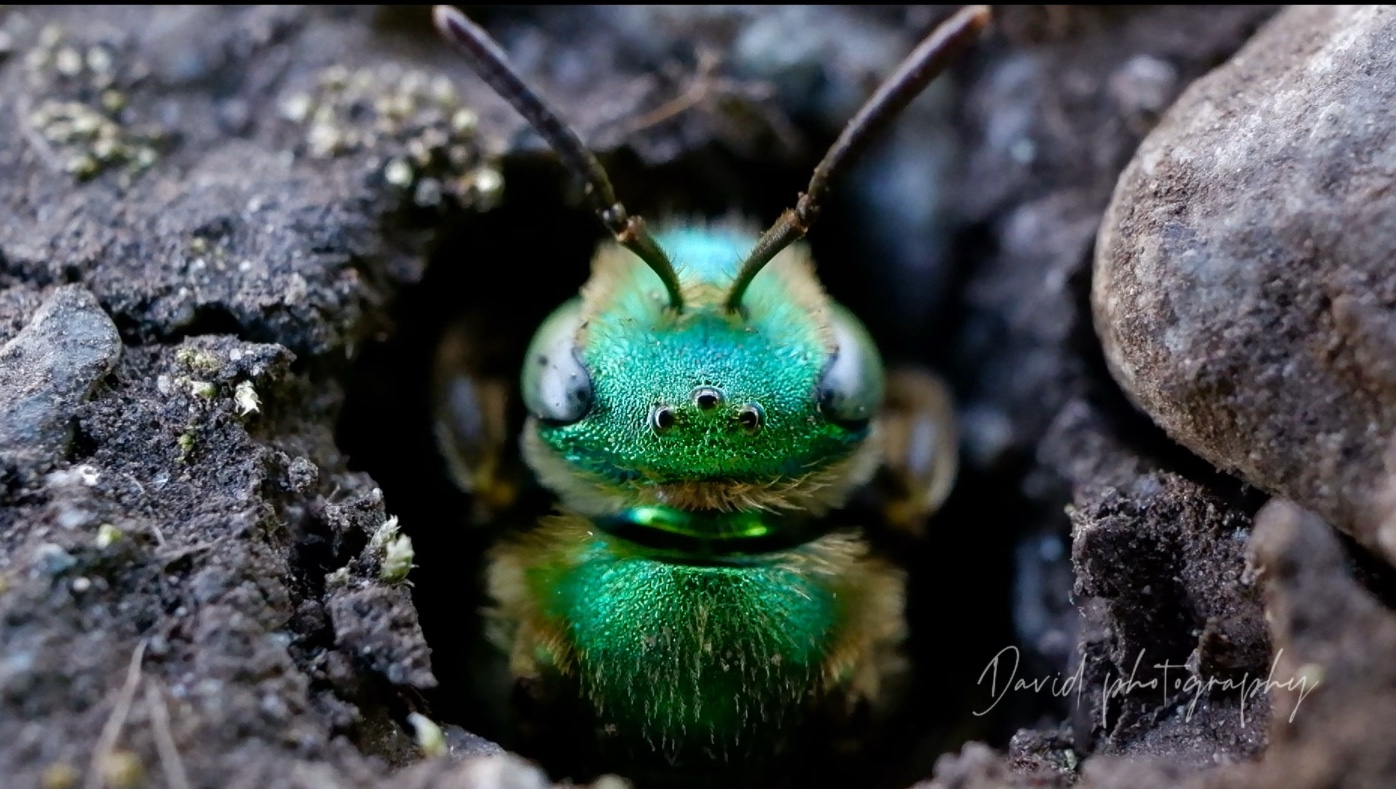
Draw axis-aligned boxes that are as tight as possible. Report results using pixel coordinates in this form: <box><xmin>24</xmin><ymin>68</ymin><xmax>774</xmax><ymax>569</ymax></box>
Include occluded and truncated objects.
<box><xmin>432</xmin><ymin>3</ymin><xmax>986</xmax><ymax>777</ymax></box>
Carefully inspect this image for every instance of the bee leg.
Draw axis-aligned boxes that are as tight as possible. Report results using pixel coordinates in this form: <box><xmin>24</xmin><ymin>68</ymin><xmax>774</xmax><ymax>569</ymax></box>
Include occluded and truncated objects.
<box><xmin>809</xmin><ymin>536</ymin><xmax>909</xmax><ymax>762</ymax></box>
<box><xmin>432</xmin><ymin>314</ymin><xmax>520</xmax><ymax>521</ymax></box>
<box><xmin>481</xmin><ymin>516</ymin><xmax>578</xmax><ymax>682</ymax></box>
<box><xmin>875</xmin><ymin>367</ymin><xmax>959</xmax><ymax>536</ymax></box>
<box><xmin>484</xmin><ymin>516</ymin><xmax>602</xmax><ymax>769</ymax></box>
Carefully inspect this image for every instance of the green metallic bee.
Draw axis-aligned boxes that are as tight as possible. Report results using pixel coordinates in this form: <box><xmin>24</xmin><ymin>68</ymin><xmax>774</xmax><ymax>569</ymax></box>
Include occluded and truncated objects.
<box><xmin>432</xmin><ymin>3</ymin><xmax>986</xmax><ymax>778</ymax></box>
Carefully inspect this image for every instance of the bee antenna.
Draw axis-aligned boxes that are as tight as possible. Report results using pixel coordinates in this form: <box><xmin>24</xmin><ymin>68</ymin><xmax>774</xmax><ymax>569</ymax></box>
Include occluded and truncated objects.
<box><xmin>433</xmin><ymin>5</ymin><xmax>685</xmax><ymax>311</ymax></box>
<box><xmin>726</xmin><ymin>5</ymin><xmax>991</xmax><ymax>312</ymax></box>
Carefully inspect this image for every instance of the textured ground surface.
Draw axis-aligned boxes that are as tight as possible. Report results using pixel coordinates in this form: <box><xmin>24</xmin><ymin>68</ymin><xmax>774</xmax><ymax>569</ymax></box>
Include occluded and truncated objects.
<box><xmin>3</xmin><ymin>5</ymin><xmax>1393</xmax><ymax>789</ymax></box>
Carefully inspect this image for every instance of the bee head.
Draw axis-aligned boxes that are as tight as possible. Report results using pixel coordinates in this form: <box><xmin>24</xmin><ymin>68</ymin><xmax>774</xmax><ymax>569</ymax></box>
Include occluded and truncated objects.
<box><xmin>433</xmin><ymin>4</ymin><xmax>989</xmax><ymax>513</ymax></box>
<box><xmin>520</xmin><ymin>224</ymin><xmax>885</xmax><ymax>514</ymax></box>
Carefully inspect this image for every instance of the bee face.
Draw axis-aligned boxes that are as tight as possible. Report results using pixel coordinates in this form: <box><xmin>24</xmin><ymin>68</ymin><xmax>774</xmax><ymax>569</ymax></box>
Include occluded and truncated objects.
<box><xmin>520</xmin><ymin>226</ymin><xmax>886</xmax><ymax>513</ymax></box>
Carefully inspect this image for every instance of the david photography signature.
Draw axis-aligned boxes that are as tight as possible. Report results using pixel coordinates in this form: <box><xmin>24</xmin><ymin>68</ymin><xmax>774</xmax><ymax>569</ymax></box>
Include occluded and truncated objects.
<box><xmin>973</xmin><ymin>645</ymin><xmax>1321</xmax><ymax>726</ymax></box>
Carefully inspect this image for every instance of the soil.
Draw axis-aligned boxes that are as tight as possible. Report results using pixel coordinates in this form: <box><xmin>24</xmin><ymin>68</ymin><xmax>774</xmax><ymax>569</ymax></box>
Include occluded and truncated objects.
<box><xmin>3</xmin><ymin>6</ymin><xmax>1392</xmax><ymax>789</ymax></box>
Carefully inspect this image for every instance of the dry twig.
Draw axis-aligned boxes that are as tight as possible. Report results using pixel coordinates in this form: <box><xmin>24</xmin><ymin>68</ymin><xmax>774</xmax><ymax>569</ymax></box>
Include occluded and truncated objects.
<box><xmin>84</xmin><ymin>639</ymin><xmax>147</xmax><ymax>789</ymax></box>
<box><xmin>145</xmin><ymin>681</ymin><xmax>192</xmax><ymax>789</ymax></box>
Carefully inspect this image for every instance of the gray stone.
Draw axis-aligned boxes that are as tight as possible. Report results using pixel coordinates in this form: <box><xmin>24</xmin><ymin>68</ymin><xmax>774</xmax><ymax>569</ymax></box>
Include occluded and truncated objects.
<box><xmin>0</xmin><ymin>285</ymin><xmax>121</xmax><ymax>471</ymax></box>
<box><xmin>396</xmin><ymin>754</ymin><xmax>552</xmax><ymax>789</ymax></box>
<box><xmin>327</xmin><ymin>584</ymin><xmax>438</xmax><ymax>690</ymax></box>
<box><xmin>1094</xmin><ymin>6</ymin><xmax>1396</xmax><ymax>561</ymax></box>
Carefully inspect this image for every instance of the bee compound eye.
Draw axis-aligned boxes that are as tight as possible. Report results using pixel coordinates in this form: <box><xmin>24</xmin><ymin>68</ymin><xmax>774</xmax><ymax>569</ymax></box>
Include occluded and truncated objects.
<box><xmin>521</xmin><ymin>299</ymin><xmax>593</xmax><ymax>425</ymax></box>
<box><xmin>816</xmin><ymin>305</ymin><xmax>885</xmax><ymax>431</ymax></box>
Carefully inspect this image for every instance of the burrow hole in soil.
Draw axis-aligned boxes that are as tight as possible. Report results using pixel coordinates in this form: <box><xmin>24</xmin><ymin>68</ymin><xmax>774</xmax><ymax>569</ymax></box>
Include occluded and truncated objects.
<box><xmin>335</xmin><ymin>140</ymin><xmax>1055</xmax><ymax>786</ymax></box>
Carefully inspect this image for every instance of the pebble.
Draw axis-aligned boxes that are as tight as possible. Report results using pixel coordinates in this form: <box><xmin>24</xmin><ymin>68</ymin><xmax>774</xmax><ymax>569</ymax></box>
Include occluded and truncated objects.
<box><xmin>0</xmin><ymin>286</ymin><xmax>122</xmax><ymax>474</ymax></box>
<box><xmin>1093</xmin><ymin>7</ymin><xmax>1396</xmax><ymax>562</ymax></box>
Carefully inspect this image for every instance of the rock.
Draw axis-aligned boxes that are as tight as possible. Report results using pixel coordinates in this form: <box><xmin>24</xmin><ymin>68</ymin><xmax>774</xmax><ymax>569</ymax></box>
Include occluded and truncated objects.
<box><xmin>920</xmin><ymin>499</ymin><xmax>1396</xmax><ymax>789</ymax></box>
<box><xmin>396</xmin><ymin>753</ymin><xmax>552</xmax><ymax>789</ymax></box>
<box><xmin>0</xmin><ymin>285</ymin><xmax>121</xmax><ymax>473</ymax></box>
<box><xmin>327</xmin><ymin>584</ymin><xmax>437</xmax><ymax>690</ymax></box>
<box><xmin>0</xmin><ymin>7</ymin><xmax>456</xmax><ymax>784</ymax></box>
<box><xmin>1067</xmin><ymin>456</ymin><xmax>1269</xmax><ymax>763</ymax></box>
<box><xmin>444</xmin><ymin>726</ymin><xmax>506</xmax><ymax>760</ymax></box>
<box><xmin>1229</xmin><ymin>499</ymin><xmax>1396</xmax><ymax>788</ymax></box>
<box><xmin>1093</xmin><ymin>7</ymin><xmax>1396</xmax><ymax>561</ymax></box>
